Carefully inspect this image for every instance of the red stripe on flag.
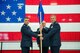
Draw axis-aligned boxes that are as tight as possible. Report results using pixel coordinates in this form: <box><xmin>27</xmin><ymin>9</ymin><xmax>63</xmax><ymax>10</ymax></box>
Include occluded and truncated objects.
<box><xmin>26</xmin><ymin>14</ymin><xmax>80</xmax><ymax>22</ymax></box>
<box><xmin>1</xmin><ymin>50</ymin><xmax>80</xmax><ymax>53</ymax></box>
<box><xmin>58</xmin><ymin>0</ymin><xmax>80</xmax><ymax>5</ymax></box>
<box><xmin>26</xmin><ymin>0</ymin><xmax>80</xmax><ymax>5</ymax></box>
<box><xmin>26</xmin><ymin>0</ymin><xmax>57</xmax><ymax>5</ymax></box>
<box><xmin>0</xmin><ymin>32</ymin><xmax>80</xmax><ymax>41</ymax></box>
<box><xmin>0</xmin><ymin>32</ymin><xmax>21</xmax><ymax>41</ymax></box>
<box><xmin>61</xmin><ymin>32</ymin><xmax>80</xmax><ymax>41</ymax></box>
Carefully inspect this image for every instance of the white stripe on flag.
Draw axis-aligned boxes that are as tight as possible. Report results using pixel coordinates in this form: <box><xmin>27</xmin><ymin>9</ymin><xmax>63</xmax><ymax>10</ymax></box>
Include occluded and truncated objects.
<box><xmin>0</xmin><ymin>23</ymin><xmax>80</xmax><ymax>32</ymax></box>
<box><xmin>0</xmin><ymin>41</ymin><xmax>80</xmax><ymax>50</ymax></box>
<box><xmin>25</xmin><ymin>5</ymin><xmax>80</xmax><ymax>14</ymax></box>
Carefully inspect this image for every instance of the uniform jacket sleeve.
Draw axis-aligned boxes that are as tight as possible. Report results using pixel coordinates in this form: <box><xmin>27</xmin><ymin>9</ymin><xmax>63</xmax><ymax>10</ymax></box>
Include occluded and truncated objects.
<box><xmin>21</xmin><ymin>26</ymin><xmax>38</xmax><ymax>38</ymax></box>
<box><xmin>44</xmin><ymin>24</ymin><xmax>60</xmax><ymax>39</ymax></box>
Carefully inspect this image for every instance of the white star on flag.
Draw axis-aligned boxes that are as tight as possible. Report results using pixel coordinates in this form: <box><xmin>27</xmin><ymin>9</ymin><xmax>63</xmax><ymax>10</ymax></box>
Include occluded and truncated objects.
<box><xmin>6</xmin><ymin>17</ymin><xmax>11</xmax><ymax>21</ymax></box>
<box><xmin>12</xmin><ymin>11</ymin><xmax>17</xmax><ymax>16</ymax></box>
<box><xmin>1</xmin><ymin>11</ymin><xmax>5</xmax><ymax>15</ymax></box>
<box><xmin>6</xmin><ymin>5</ymin><xmax>11</xmax><ymax>9</ymax></box>
<box><xmin>17</xmin><ymin>3</ymin><xmax>24</xmax><ymax>9</ymax></box>
<box><xmin>18</xmin><ymin>5</ymin><xmax>23</xmax><ymax>9</ymax></box>
<box><xmin>17</xmin><ymin>17</ymin><xmax>22</xmax><ymax>22</ymax></box>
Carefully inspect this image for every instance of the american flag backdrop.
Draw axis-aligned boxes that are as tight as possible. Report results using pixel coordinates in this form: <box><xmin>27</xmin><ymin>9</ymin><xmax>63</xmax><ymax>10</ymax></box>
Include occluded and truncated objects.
<box><xmin>0</xmin><ymin>0</ymin><xmax>80</xmax><ymax>53</ymax></box>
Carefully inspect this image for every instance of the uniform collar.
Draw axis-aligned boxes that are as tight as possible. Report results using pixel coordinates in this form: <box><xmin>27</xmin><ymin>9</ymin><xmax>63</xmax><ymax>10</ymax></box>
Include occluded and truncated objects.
<box><xmin>43</xmin><ymin>27</ymin><xmax>46</xmax><ymax>28</ymax></box>
<box><xmin>24</xmin><ymin>24</ymin><xmax>28</xmax><ymax>26</ymax></box>
<box><xmin>52</xmin><ymin>21</ymin><xmax>56</xmax><ymax>25</ymax></box>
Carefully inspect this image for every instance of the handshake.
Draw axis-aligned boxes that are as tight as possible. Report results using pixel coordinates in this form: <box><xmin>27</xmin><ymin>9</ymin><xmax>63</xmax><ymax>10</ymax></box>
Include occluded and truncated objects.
<box><xmin>38</xmin><ymin>24</ymin><xmax>44</xmax><ymax>40</ymax></box>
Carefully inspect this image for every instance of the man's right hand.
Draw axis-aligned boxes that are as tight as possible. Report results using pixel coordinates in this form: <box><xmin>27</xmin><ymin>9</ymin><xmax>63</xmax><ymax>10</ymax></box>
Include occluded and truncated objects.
<box><xmin>40</xmin><ymin>36</ymin><xmax>43</xmax><ymax>40</ymax></box>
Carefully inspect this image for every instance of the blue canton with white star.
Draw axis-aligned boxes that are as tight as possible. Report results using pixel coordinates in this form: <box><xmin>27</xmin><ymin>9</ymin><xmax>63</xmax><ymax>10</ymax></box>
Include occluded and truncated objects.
<box><xmin>0</xmin><ymin>0</ymin><xmax>25</xmax><ymax>23</ymax></box>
